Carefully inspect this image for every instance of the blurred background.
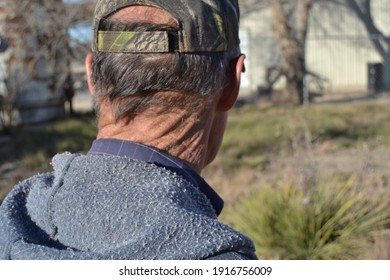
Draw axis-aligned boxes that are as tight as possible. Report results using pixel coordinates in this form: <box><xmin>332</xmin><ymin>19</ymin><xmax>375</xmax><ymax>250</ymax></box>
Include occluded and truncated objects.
<box><xmin>0</xmin><ymin>0</ymin><xmax>389</xmax><ymax>259</ymax></box>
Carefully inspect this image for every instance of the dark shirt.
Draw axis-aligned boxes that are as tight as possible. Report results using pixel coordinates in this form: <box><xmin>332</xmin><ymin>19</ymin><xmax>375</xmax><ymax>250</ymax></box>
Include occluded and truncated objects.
<box><xmin>88</xmin><ymin>138</ymin><xmax>224</xmax><ymax>216</ymax></box>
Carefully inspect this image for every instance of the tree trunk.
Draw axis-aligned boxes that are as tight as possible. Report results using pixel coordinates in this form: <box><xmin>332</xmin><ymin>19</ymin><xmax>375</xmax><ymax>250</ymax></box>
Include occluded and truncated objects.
<box><xmin>268</xmin><ymin>0</ymin><xmax>311</xmax><ymax>105</ymax></box>
<box><xmin>294</xmin><ymin>0</ymin><xmax>312</xmax><ymax>44</ymax></box>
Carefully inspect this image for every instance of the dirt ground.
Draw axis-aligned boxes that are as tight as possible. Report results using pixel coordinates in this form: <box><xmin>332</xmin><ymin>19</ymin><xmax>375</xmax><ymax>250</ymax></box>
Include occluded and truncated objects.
<box><xmin>204</xmin><ymin>145</ymin><xmax>390</xmax><ymax>202</ymax></box>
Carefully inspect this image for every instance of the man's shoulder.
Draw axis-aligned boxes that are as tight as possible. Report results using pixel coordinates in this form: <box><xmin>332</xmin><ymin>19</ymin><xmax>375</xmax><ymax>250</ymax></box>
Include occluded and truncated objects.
<box><xmin>204</xmin><ymin>250</ymin><xmax>258</xmax><ymax>260</ymax></box>
<box><xmin>1</xmin><ymin>171</ymin><xmax>55</xmax><ymax>205</ymax></box>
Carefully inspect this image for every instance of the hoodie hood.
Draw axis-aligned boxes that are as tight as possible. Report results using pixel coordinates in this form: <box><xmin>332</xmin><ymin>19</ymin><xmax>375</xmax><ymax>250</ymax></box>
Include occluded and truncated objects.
<box><xmin>0</xmin><ymin>153</ymin><xmax>255</xmax><ymax>259</ymax></box>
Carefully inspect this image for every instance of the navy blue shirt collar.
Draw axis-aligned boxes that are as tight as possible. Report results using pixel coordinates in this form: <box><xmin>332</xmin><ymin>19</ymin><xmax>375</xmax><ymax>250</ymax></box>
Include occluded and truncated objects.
<box><xmin>88</xmin><ymin>138</ymin><xmax>224</xmax><ymax>216</ymax></box>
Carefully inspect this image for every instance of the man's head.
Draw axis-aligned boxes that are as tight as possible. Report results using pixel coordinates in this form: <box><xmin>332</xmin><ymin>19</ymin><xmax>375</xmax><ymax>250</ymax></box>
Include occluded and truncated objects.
<box><xmin>86</xmin><ymin>0</ymin><xmax>244</xmax><ymax>171</ymax></box>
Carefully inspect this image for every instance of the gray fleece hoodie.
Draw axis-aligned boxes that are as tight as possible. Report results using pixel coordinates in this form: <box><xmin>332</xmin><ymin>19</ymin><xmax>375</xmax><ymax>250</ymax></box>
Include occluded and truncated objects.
<box><xmin>0</xmin><ymin>153</ymin><xmax>256</xmax><ymax>260</ymax></box>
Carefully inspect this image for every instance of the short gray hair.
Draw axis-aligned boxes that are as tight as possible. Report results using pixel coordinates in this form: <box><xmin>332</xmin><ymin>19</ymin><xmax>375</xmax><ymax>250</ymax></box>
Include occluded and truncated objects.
<box><xmin>91</xmin><ymin>19</ymin><xmax>235</xmax><ymax>122</ymax></box>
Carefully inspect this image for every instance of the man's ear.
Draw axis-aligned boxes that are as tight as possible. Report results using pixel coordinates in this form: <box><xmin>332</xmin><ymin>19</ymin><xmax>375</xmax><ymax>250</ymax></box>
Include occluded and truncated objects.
<box><xmin>85</xmin><ymin>53</ymin><xmax>95</xmax><ymax>95</ymax></box>
<box><xmin>217</xmin><ymin>54</ymin><xmax>245</xmax><ymax>112</ymax></box>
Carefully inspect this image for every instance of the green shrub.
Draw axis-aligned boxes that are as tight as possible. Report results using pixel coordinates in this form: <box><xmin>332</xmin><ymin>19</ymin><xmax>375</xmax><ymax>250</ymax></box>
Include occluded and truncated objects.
<box><xmin>224</xmin><ymin>179</ymin><xmax>390</xmax><ymax>259</ymax></box>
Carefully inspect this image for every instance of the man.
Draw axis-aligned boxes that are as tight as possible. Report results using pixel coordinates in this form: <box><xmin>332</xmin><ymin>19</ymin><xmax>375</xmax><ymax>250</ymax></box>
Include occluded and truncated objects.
<box><xmin>62</xmin><ymin>74</ymin><xmax>75</xmax><ymax>116</ymax></box>
<box><xmin>0</xmin><ymin>36</ymin><xmax>8</xmax><ymax>53</ymax></box>
<box><xmin>0</xmin><ymin>0</ymin><xmax>257</xmax><ymax>260</ymax></box>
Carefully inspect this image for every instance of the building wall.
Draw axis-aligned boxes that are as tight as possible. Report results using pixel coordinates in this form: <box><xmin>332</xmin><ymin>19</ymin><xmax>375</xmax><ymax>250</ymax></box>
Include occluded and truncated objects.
<box><xmin>306</xmin><ymin>1</ymin><xmax>387</xmax><ymax>93</ymax></box>
<box><xmin>240</xmin><ymin>1</ymin><xmax>390</xmax><ymax>97</ymax></box>
<box><xmin>239</xmin><ymin>8</ymin><xmax>275</xmax><ymax>97</ymax></box>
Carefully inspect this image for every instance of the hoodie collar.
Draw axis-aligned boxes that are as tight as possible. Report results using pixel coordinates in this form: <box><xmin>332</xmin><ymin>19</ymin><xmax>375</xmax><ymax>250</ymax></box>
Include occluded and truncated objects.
<box><xmin>88</xmin><ymin>138</ymin><xmax>224</xmax><ymax>216</ymax></box>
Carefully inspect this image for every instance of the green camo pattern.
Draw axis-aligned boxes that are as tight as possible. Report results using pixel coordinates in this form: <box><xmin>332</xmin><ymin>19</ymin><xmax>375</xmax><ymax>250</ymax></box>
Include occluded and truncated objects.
<box><xmin>97</xmin><ymin>31</ymin><xmax>170</xmax><ymax>53</ymax></box>
<box><xmin>92</xmin><ymin>0</ymin><xmax>240</xmax><ymax>53</ymax></box>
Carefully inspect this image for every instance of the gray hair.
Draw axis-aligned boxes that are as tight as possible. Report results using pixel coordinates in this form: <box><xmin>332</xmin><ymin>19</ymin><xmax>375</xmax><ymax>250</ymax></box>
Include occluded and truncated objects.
<box><xmin>91</xmin><ymin>19</ymin><xmax>235</xmax><ymax>122</ymax></box>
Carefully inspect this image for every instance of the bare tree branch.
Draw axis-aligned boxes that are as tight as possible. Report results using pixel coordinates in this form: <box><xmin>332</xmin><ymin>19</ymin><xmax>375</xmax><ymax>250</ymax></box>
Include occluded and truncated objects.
<box><xmin>345</xmin><ymin>0</ymin><xmax>387</xmax><ymax>58</ymax></box>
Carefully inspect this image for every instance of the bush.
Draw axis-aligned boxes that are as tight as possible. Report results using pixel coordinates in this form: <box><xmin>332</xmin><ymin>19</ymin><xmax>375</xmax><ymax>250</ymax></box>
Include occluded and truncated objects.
<box><xmin>224</xmin><ymin>179</ymin><xmax>390</xmax><ymax>259</ymax></box>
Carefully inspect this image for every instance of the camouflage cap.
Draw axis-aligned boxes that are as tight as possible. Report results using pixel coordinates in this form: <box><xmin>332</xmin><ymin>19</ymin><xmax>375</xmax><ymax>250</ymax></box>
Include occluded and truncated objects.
<box><xmin>92</xmin><ymin>0</ymin><xmax>240</xmax><ymax>54</ymax></box>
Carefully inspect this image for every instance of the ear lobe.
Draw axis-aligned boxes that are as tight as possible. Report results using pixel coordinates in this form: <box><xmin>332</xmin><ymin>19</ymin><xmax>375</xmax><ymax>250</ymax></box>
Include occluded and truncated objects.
<box><xmin>217</xmin><ymin>54</ymin><xmax>245</xmax><ymax>112</ymax></box>
<box><xmin>85</xmin><ymin>53</ymin><xmax>95</xmax><ymax>95</ymax></box>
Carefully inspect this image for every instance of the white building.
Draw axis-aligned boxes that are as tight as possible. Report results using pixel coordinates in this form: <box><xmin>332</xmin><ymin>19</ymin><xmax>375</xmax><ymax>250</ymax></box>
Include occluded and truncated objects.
<box><xmin>239</xmin><ymin>1</ymin><xmax>390</xmax><ymax>97</ymax></box>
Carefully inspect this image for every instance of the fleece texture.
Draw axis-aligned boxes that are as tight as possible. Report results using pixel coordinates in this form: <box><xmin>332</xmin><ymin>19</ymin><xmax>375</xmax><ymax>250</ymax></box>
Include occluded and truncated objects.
<box><xmin>0</xmin><ymin>153</ymin><xmax>256</xmax><ymax>260</ymax></box>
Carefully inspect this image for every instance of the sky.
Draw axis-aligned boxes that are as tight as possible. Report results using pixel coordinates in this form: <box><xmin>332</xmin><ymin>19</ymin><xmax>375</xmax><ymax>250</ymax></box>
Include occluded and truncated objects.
<box><xmin>64</xmin><ymin>0</ymin><xmax>94</xmax><ymax>44</ymax></box>
<box><xmin>69</xmin><ymin>23</ymin><xmax>92</xmax><ymax>45</ymax></box>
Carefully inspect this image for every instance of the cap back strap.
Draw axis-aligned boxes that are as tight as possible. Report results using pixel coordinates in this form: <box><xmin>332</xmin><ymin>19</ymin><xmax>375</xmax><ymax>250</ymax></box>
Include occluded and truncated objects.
<box><xmin>97</xmin><ymin>30</ymin><xmax>227</xmax><ymax>53</ymax></box>
<box><xmin>97</xmin><ymin>31</ymin><xmax>179</xmax><ymax>53</ymax></box>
